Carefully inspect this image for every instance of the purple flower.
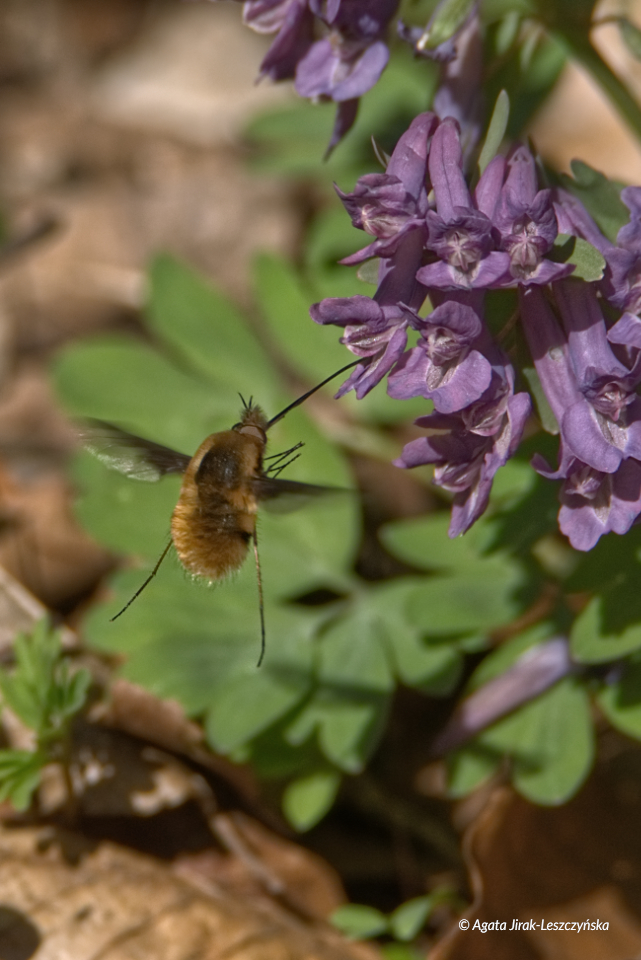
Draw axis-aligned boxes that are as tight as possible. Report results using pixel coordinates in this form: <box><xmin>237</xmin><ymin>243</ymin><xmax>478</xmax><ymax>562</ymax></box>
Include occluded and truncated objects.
<box><xmin>335</xmin><ymin>173</ymin><xmax>426</xmax><ymax>262</ymax></box>
<box><xmin>387</xmin><ymin>299</ymin><xmax>492</xmax><ymax>412</ymax></box>
<box><xmin>398</xmin><ymin>2</ymin><xmax>482</xmax><ymax>159</ymax></box>
<box><xmin>310</xmin><ymin>113</ymin><xmax>437</xmax><ymax>396</ymax></box>
<box><xmin>224</xmin><ymin>0</ymin><xmax>399</xmax><ymax>152</ymax></box>
<box><xmin>558</xmin><ymin>458</ymin><xmax>641</xmax><ymax>551</ymax></box>
<box><xmin>337</xmin><ymin>111</ymin><xmax>438</xmax><ymax>265</ymax></box>
<box><xmin>416</xmin><ymin>119</ymin><xmax>511</xmax><ymax>290</ymax></box>
<box><xmin>492</xmin><ymin>146</ymin><xmax>572</xmax><ymax>285</ymax></box>
<box><xmin>552</xmin><ymin>188</ymin><xmax>613</xmax><ymax>256</ymax></box>
<box><xmin>310</xmin><ymin>295</ymin><xmax>410</xmax><ymax>398</ymax></box>
<box><xmin>602</xmin><ymin>187</ymin><xmax>641</xmax><ymax>315</ymax></box>
<box><xmin>555</xmin><ymin>279</ymin><xmax>641</xmax><ymax>468</ymax></box>
<box><xmin>295</xmin><ymin>0</ymin><xmax>400</xmax><ymax>151</ymax></box>
<box><xmin>607</xmin><ymin>311</ymin><xmax>641</xmax><ymax>368</ymax></box>
<box><xmin>520</xmin><ymin>283</ymin><xmax>641</xmax><ymax>548</ymax></box>
<box><xmin>244</xmin><ymin>0</ymin><xmax>315</xmax><ymax>81</ymax></box>
<box><xmin>395</xmin><ymin>366</ymin><xmax>531</xmax><ymax>536</ymax></box>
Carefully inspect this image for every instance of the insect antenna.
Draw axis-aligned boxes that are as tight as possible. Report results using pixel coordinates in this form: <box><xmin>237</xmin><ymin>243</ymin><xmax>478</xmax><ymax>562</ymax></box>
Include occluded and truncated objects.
<box><xmin>266</xmin><ymin>359</ymin><xmax>360</xmax><ymax>429</ymax></box>
<box><xmin>252</xmin><ymin>530</ymin><xmax>266</xmax><ymax>667</ymax></box>
<box><xmin>110</xmin><ymin>539</ymin><xmax>173</xmax><ymax>621</ymax></box>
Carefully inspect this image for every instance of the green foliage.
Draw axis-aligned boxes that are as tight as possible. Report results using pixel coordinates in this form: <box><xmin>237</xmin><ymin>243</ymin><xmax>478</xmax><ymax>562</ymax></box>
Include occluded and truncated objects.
<box><xmin>244</xmin><ymin>52</ymin><xmax>437</xmax><ymax>183</ymax></box>
<box><xmin>51</xmin><ymin>54</ymin><xmax>641</xmax><ymax>828</ymax></box>
<box><xmin>549</xmin><ymin>234</ymin><xmax>606</xmax><ymax>282</ymax></box>
<box><xmin>55</xmin><ymin>254</ymin><xmax>561</xmax><ymax>822</ymax></box>
<box><xmin>330</xmin><ymin>888</ymin><xmax>458</xmax><ymax>943</ymax></box>
<box><xmin>483</xmin><ymin>19</ymin><xmax>566</xmax><ymax>139</ymax></box>
<box><xmin>448</xmin><ymin>630</ymin><xmax>594</xmax><ymax>805</ymax></box>
<box><xmin>0</xmin><ymin>620</ymin><xmax>91</xmax><ymax>810</ymax></box>
<box><xmin>560</xmin><ymin>161</ymin><xmax>628</xmax><ymax>243</ymax></box>
<box><xmin>282</xmin><ymin>770</ymin><xmax>341</xmax><ymax>831</ymax></box>
<box><xmin>331</xmin><ymin>904</ymin><xmax>389</xmax><ymax>940</ymax></box>
<box><xmin>59</xmin><ymin>246</ymin><xmax>640</xmax><ymax>820</ymax></box>
<box><xmin>477</xmin><ymin>89</ymin><xmax>510</xmax><ymax>174</ymax></box>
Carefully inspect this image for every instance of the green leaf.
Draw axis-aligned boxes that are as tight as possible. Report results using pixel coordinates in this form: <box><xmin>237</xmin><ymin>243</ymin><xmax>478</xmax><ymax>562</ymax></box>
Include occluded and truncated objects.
<box><xmin>417</xmin><ymin>0</ymin><xmax>476</xmax><ymax>51</ymax></box>
<box><xmin>53</xmin><ymin>337</ymin><xmax>226</xmax><ymax>454</ymax></box>
<box><xmin>571</xmin><ymin>594</ymin><xmax>641</xmax><ymax>663</ymax></box>
<box><xmin>380</xmin><ymin>513</ymin><xmax>497</xmax><ymax>573</ymax></box>
<box><xmin>466</xmin><ymin>623</ymin><xmax>559</xmax><ymax>689</ymax></box>
<box><xmin>478</xmin><ymin>89</ymin><xmax>510</xmax><ymax>174</ymax></box>
<box><xmin>0</xmin><ymin>750</ymin><xmax>45</xmax><ymax>811</ymax></box>
<box><xmin>0</xmin><ymin>622</ymin><xmax>59</xmax><ymax>733</ymax></box>
<box><xmin>204</xmin><ymin>606</ymin><xmax>318</xmax><ymax>752</ymax></box>
<box><xmin>489</xmin><ymin>457</ymin><xmax>536</xmax><ymax>505</ymax></box>
<box><xmin>70</xmin><ymin>451</ymin><xmax>182</xmax><ymax>558</ymax></box>
<box><xmin>389</xmin><ymin>897</ymin><xmax>432</xmax><ymax>941</ymax></box>
<box><xmin>494</xmin><ymin>11</ymin><xmax>521</xmax><ymax>56</ymax></box>
<box><xmin>244</xmin><ymin>52</ymin><xmax>436</xmax><ymax>182</ymax></box>
<box><xmin>481</xmin><ymin>679</ymin><xmax>594</xmax><ymax>805</ymax></box>
<box><xmin>56</xmin><ymin>666</ymin><xmax>92</xmax><ymax>721</ymax></box>
<box><xmin>330</xmin><ymin>904</ymin><xmax>389</xmax><ymax>940</ymax></box>
<box><xmin>253</xmin><ymin>252</ymin><xmax>349</xmax><ymax>384</ymax></box>
<box><xmin>380</xmin><ymin>515</ymin><xmax>526</xmax><ymax>636</ymax></box>
<box><xmin>356</xmin><ymin>259</ymin><xmax>380</xmax><ymax>285</ymax></box>
<box><xmin>0</xmin><ymin>621</ymin><xmax>90</xmax><ymax>749</ymax></box>
<box><xmin>549</xmin><ymin>234</ymin><xmax>605</xmax><ymax>281</ymax></box>
<box><xmin>561</xmin><ymin>161</ymin><xmax>628</xmax><ymax>244</ymax></box>
<box><xmin>405</xmin><ymin>564</ymin><xmax>524</xmax><ymax>636</ymax></box>
<box><xmin>484</xmin><ymin>26</ymin><xmax>565</xmax><ymax>139</ymax></box>
<box><xmin>598</xmin><ymin>658</ymin><xmax>641</xmax><ymax>741</ymax></box>
<box><xmin>447</xmin><ymin>744</ymin><xmax>502</xmax><ymax>798</ymax></box>
<box><xmin>368</xmin><ymin>580</ymin><xmax>462</xmax><ymax>694</ymax></box>
<box><xmin>286</xmin><ymin>612</ymin><xmax>393</xmax><ymax>772</ymax></box>
<box><xmin>380</xmin><ymin>945</ymin><xmax>423</xmax><ymax>960</ymax></box>
<box><xmin>85</xmin><ymin>560</ymin><xmax>313</xmax><ymax>712</ymax></box>
<box><xmin>282</xmin><ymin>770</ymin><xmax>341</xmax><ymax>831</ymax></box>
<box><xmin>147</xmin><ymin>255</ymin><xmax>280</xmax><ymax>405</ymax></box>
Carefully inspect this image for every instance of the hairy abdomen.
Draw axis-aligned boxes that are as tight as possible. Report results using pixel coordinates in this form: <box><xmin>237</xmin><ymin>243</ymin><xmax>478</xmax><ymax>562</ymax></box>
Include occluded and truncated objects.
<box><xmin>170</xmin><ymin>429</ymin><xmax>262</xmax><ymax>580</ymax></box>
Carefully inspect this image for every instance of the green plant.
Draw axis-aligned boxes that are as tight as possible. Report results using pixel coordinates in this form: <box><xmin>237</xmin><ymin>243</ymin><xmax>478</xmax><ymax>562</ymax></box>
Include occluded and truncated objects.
<box><xmin>52</xmin><ymin>251</ymin><xmax>608</xmax><ymax>825</ymax></box>
<box><xmin>330</xmin><ymin>888</ymin><xmax>459</xmax><ymax>950</ymax></box>
<box><xmin>0</xmin><ymin>619</ymin><xmax>91</xmax><ymax>811</ymax></box>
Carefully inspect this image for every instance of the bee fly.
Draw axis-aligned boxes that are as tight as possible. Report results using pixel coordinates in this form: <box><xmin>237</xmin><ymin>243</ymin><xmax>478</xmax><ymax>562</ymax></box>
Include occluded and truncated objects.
<box><xmin>81</xmin><ymin>361</ymin><xmax>357</xmax><ymax>666</ymax></box>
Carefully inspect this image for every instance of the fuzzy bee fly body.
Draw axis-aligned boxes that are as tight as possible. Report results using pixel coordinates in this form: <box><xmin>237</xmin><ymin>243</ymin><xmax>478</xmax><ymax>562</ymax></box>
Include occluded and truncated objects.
<box><xmin>81</xmin><ymin>361</ymin><xmax>357</xmax><ymax>665</ymax></box>
<box><xmin>171</xmin><ymin>402</ymin><xmax>268</xmax><ymax>581</ymax></box>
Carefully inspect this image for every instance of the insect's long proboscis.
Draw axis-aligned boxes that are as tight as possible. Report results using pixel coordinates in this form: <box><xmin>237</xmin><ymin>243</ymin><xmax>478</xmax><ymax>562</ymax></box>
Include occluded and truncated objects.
<box><xmin>266</xmin><ymin>359</ymin><xmax>359</xmax><ymax>430</ymax></box>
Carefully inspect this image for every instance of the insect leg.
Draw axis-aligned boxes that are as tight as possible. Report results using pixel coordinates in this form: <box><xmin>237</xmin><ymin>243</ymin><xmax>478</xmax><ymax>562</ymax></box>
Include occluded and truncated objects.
<box><xmin>268</xmin><ymin>453</ymin><xmax>302</xmax><ymax>478</ymax></box>
<box><xmin>264</xmin><ymin>442</ymin><xmax>304</xmax><ymax>463</ymax></box>
<box><xmin>252</xmin><ymin>530</ymin><xmax>266</xmax><ymax>668</ymax></box>
<box><xmin>264</xmin><ymin>442</ymin><xmax>304</xmax><ymax>476</ymax></box>
<box><xmin>110</xmin><ymin>539</ymin><xmax>173</xmax><ymax>621</ymax></box>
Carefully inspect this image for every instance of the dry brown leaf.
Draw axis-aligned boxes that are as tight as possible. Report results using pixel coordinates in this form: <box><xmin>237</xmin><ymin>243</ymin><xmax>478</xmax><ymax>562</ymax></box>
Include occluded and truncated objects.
<box><xmin>432</xmin><ymin>736</ymin><xmax>641</xmax><ymax>960</ymax></box>
<box><xmin>0</xmin><ymin>824</ymin><xmax>381</xmax><ymax>960</ymax></box>
<box><xmin>0</xmin><ymin>460</ymin><xmax>112</xmax><ymax>609</ymax></box>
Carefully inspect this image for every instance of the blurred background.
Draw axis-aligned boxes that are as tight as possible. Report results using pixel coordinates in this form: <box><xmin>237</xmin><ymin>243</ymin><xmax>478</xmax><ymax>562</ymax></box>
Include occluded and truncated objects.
<box><xmin>3</xmin><ymin>3</ymin><xmax>641</xmax><ymax>958</ymax></box>
<box><xmin>0</xmin><ymin>0</ymin><xmax>639</xmax><ymax>615</ymax></box>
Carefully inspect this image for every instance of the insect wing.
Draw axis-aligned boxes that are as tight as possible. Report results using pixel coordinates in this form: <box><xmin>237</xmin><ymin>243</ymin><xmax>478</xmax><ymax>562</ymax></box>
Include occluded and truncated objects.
<box><xmin>253</xmin><ymin>476</ymin><xmax>345</xmax><ymax>514</ymax></box>
<box><xmin>79</xmin><ymin>419</ymin><xmax>191</xmax><ymax>481</ymax></box>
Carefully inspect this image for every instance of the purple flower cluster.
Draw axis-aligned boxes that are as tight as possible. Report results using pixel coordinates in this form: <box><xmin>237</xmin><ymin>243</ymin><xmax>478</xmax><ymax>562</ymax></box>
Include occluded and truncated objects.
<box><xmin>223</xmin><ymin>0</ymin><xmax>399</xmax><ymax>152</ymax></box>
<box><xmin>311</xmin><ymin>113</ymin><xmax>641</xmax><ymax>550</ymax></box>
